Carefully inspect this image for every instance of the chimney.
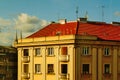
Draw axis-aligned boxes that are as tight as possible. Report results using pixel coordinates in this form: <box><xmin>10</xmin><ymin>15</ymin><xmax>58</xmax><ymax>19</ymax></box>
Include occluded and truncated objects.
<box><xmin>77</xmin><ymin>17</ymin><xmax>87</xmax><ymax>22</ymax></box>
<box><xmin>58</xmin><ymin>19</ymin><xmax>67</xmax><ymax>24</ymax></box>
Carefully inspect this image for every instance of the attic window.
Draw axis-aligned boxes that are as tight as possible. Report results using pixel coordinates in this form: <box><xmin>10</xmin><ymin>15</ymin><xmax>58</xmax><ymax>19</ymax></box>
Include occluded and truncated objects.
<box><xmin>56</xmin><ymin>31</ymin><xmax>61</xmax><ymax>36</ymax></box>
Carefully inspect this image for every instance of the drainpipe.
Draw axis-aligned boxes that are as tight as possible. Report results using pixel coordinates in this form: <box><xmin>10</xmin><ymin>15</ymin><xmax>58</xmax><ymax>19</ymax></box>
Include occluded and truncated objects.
<box><xmin>96</xmin><ymin>48</ymin><xmax>98</xmax><ymax>80</ymax></box>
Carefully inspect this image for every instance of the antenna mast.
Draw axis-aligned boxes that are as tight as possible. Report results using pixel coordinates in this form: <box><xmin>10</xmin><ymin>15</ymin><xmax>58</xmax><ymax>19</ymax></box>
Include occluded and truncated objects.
<box><xmin>20</xmin><ymin>30</ymin><xmax>22</xmax><ymax>39</ymax></box>
<box><xmin>15</xmin><ymin>30</ymin><xmax>18</xmax><ymax>43</ymax></box>
<box><xmin>76</xmin><ymin>6</ymin><xmax>79</xmax><ymax>19</ymax></box>
<box><xmin>85</xmin><ymin>11</ymin><xmax>88</xmax><ymax>19</ymax></box>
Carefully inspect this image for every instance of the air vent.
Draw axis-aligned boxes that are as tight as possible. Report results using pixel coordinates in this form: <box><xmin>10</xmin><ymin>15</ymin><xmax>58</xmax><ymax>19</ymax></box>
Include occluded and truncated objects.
<box><xmin>58</xmin><ymin>19</ymin><xmax>67</xmax><ymax>24</ymax></box>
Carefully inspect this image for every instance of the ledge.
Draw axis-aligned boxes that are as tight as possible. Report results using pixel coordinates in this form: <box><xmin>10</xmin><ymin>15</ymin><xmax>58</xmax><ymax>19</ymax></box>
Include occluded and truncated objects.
<box><xmin>47</xmin><ymin>73</ymin><xmax>55</xmax><ymax>75</ymax></box>
<box><xmin>35</xmin><ymin>72</ymin><xmax>42</xmax><ymax>75</ymax></box>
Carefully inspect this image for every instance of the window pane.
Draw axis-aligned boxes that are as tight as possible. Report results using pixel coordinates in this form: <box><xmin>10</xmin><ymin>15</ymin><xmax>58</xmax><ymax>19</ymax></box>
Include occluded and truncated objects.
<box><xmin>23</xmin><ymin>64</ymin><xmax>29</xmax><ymax>73</ymax></box>
<box><xmin>48</xmin><ymin>64</ymin><xmax>54</xmax><ymax>73</ymax></box>
<box><xmin>48</xmin><ymin>48</ymin><xmax>54</xmax><ymax>56</ymax></box>
<box><xmin>48</xmin><ymin>48</ymin><xmax>51</xmax><ymax>55</ymax></box>
<box><xmin>82</xmin><ymin>47</ymin><xmax>89</xmax><ymax>55</ymax></box>
<box><xmin>35</xmin><ymin>48</ymin><xmax>40</xmax><ymax>56</ymax></box>
<box><xmin>104</xmin><ymin>48</ymin><xmax>109</xmax><ymax>55</ymax></box>
<box><xmin>35</xmin><ymin>64</ymin><xmax>41</xmax><ymax>73</ymax></box>
<box><xmin>82</xmin><ymin>64</ymin><xmax>89</xmax><ymax>74</ymax></box>
<box><xmin>61</xmin><ymin>64</ymin><xmax>67</xmax><ymax>74</ymax></box>
<box><xmin>61</xmin><ymin>47</ymin><xmax>68</xmax><ymax>55</ymax></box>
<box><xmin>104</xmin><ymin>64</ymin><xmax>110</xmax><ymax>74</ymax></box>
<box><xmin>23</xmin><ymin>49</ymin><xmax>29</xmax><ymax>56</ymax></box>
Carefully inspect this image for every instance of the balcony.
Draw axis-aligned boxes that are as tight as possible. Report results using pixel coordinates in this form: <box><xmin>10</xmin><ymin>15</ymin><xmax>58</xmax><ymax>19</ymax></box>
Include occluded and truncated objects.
<box><xmin>22</xmin><ymin>73</ymin><xmax>30</xmax><ymax>79</ymax></box>
<box><xmin>0</xmin><ymin>69</ymin><xmax>6</xmax><ymax>74</ymax></box>
<box><xmin>59</xmin><ymin>55</ymin><xmax>69</xmax><ymax>62</ymax></box>
<box><xmin>59</xmin><ymin>74</ymin><xmax>69</xmax><ymax>80</ymax></box>
<box><xmin>22</xmin><ymin>56</ymin><xmax>30</xmax><ymax>63</ymax></box>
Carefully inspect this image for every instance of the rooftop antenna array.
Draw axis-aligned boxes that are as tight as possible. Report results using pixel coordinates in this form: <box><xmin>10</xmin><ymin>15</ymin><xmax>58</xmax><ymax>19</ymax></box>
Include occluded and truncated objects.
<box><xmin>76</xmin><ymin>6</ymin><xmax>79</xmax><ymax>19</ymax></box>
<box><xmin>85</xmin><ymin>11</ymin><xmax>88</xmax><ymax>19</ymax></box>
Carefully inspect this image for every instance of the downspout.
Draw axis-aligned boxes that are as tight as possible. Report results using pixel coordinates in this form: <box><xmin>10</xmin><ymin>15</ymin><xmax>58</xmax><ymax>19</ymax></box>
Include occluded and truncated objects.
<box><xmin>45</xmin><ymin>47</ymin><xmax>47</xmax><ymax>80</ymax></box>
<box><xmin>75</xmin><ymin>19</ymin><xmax>80</xmax><ymax>80</ymax></box>
<box><xmin>58</xmin><ymin>35</ymin><xmax>60</xmax><ymax>80</ymax></box>
<box><xmin>96</xmin><ymin>48</ymin><xmax>98</xmax><ymax>80</ymax></box>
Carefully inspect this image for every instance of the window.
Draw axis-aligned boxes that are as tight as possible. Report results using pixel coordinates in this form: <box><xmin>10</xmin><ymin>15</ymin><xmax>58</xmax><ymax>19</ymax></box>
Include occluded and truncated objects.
<box><xmin>61</xmin><ymin>64</ymin><xmax>67</xmax><ymax>74</ymax></box>
<box><xmin>82</xmin><ymin>47</ymin><xmax>89</xmax><ymax>55</ymax></box>
<box><xmin>104</xmin><ymin>64</ymin><xmax>110</xmax><ymax>74</ymax></box>
<box><xmin>104</xmin><ymin>48</ymin><xmax>110</xmax><ymax>56</ymax></box>
<box><xmin>35</xmin><ymin>48</ymin><xmax>41</xmax><ymax>56</ymax></box>
<box><xmin>61</xmin><ymin>47</ymin><xmax>68</xmax><ymax>55</ymax></box>
<box><xmin>48</xmin><ymin>64</ymin><xmax>54</xmax><ymax>73</ymax></box>
<box><xmin>23</xmin><ymin>49</ymin><xmax>29</xmax><ymax>56</ymax></box>
<box><xmin>23</xmin><ymin>64</ymin><xmax>29</xmax><ymax>73</ymax></box>
<box><xmin>82</xmin><ymin>64</ymin><xmax>89</xmax><ymax>74</ymax></box>
<box><xmin>48</xmin><ymin>48</ymin><xmax>54</xmax><ymax>56</ymax></box>
<box><xmin>35</xmin><ymin>64</ymin><xmax>41</xmax><ymax>73</ymax></box>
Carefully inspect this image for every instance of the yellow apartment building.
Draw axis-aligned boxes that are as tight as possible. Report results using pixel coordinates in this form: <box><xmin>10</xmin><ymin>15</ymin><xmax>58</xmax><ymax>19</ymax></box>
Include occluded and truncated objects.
<box><xmin>14</xmin><ymin>18</ymin><xmax>120</xmax><ymax>80</ymax></box>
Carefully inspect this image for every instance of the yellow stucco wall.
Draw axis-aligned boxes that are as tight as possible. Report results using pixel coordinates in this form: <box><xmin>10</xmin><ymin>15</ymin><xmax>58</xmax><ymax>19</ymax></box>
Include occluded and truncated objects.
<box><xmin>15</xmin><ymin>35</ymin><xmax>120</xmax><ymax>80</ymax></box>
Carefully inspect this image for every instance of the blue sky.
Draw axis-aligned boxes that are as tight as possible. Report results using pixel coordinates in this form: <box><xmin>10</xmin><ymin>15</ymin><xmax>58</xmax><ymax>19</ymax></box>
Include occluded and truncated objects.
<box><xmin>0</xmin><ymin>0</ymin><xmax>120</xmax><ymax>46</ymax></box>
<box><xmin>1</xmin><ymin>0</ymin><xmax>120</xmax><ymax>22</ymax></box>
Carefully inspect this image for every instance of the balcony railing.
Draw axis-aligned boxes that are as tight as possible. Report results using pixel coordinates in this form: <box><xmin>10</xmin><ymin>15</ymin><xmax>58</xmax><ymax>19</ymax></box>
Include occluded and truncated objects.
<box><xmin>22</xmin><ymin>56</ymin><xmax>30</xmax><ymax>63</ymax></box>
<box><xmin>22</xmin><ymin>73</ymin><xmax>30</xmax><ymax>79</ymax></box>
<box><xmin>59</xmin><ymin>74</ymin><xmax>69</xmax><ymax>80</ymax></box>
<box><xmin>59</xmin><ymin>55</ymin><xmax>69</xmax><ymax>62</ymax></box>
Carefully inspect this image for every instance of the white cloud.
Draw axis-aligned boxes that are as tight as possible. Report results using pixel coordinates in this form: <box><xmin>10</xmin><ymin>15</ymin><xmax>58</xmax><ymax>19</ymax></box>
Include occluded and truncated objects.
<box><xmin>0</xmin><ymin>13</ymin><xmax>49</xmax><ymax>46</ymax></box>
<box><xmin>0</xmin><ymin>32</ymin><xmax>14</xmax><ymax>46</ymax></box>
<box><xmin>0</xmin><ymin>18</ymin><xmax>11</xmax><ymax>27</ymax></box>
<box><xmin>114</xmin><ymin>11</ymin><xmax>120</xmax><ymax>17</ymax></box>
<box><xmin>14</xmin><ymin>13</ymin><xmax>49</xmax><ymax>37</ymax></box>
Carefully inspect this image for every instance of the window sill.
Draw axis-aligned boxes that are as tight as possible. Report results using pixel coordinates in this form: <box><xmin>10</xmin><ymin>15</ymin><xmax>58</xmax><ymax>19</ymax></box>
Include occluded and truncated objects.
<box><xmin>47</xmin><ymin>73</ymin><xmax>55</xmax><ymax>75</ymax></box>
<box><xmin>81</xmin><ymin>54</ymin><xmax>92</xmax><ymax>56</ymax></box>
<box><xmin>81</xmin><ymin>73</ymin><xmax>91</xmax><ymax>75</ymax></box>
<box><xmin>103</xmin><ymin>73</ymin><xmax>112</xmax><ymax>77</ymax></box>
<box><xmin>46</xmin><ymin>55</ymin><xmax>55</xmax><ymax>57</ymax></box>
<box><xmin>35</xmin><ymin>72</ymin><xmax>42</xmax><ymax>75</ymax></box>
<box><xmin>103</xmin><ymin>55</ymin><xmax>111</xmax><ymax>57</ymax></box>
<box><xmin>34</xmin><ymin>55</ymin><xmax>42</xmax><ymax>57</ymax></box>
<box><xmin>81</xmin><ymin>73</ymin><xmax>92</xmax><ymax>77</ymax></box>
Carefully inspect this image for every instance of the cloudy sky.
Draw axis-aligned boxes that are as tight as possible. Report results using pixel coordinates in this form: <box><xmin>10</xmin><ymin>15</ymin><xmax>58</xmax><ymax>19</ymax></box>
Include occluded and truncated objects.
<box><xmin>0</xmin><ymin>0</ymin><xmax>120</xmax><ymax>46</ymax></box>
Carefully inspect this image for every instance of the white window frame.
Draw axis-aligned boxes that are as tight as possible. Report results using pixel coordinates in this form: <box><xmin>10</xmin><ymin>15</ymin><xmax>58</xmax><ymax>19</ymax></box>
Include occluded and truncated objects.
<box><xmin>104</xmin><ymin>48</ymin><xmax>110</xmax><ymax>56</ymax></box>
<box><xmin>104</xmin><ymin>64</ymin><xmax>111</xmax><ymax>74</ymax></box>
<box><xmin>47</xmin><ymin>64</ymin><xmax>54</xmax><ymax>74</ymax></box>
<box><xmin>23</xmin><ymin>49</ymin><xmax>29</xmax><ymax>56</ymax></box>
<box><xmin>35</xmin><ymin>48</ymin><xmax>41</xmax><ymax>56</ymax></box>
<box><xmin>35</xmin><ymin>64</ymin><xmax>41</xmax><ymax>74</ymax></box>
<box><xmin>82</xmin><ymin>64</ymin><xmax>90</xmax><ymax>74</ymax></box>
<box><xmin>82</xmin><ymin>47</ymin><xmax>89</xmax><ymax>55</ymax></box>
<box><xmin>48</xmin><ymin>47</ymin><xmax>54</xmax><ymax>56</ymax></box>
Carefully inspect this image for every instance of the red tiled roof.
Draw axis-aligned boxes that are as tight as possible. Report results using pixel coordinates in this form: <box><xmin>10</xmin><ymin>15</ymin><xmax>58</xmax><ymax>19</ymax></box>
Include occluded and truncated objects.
<box><xmin>27</xmin><ymin>21</ymin><xmax>120</xmax><ymax>41</ymax></box>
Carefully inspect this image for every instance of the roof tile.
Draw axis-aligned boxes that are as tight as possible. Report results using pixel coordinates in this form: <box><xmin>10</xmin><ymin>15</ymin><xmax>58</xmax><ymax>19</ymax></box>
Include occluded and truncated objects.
<box><xmin>27</xmin><ymin>21</ymin><xmax>120</xmax><ymax>41</ymax></box>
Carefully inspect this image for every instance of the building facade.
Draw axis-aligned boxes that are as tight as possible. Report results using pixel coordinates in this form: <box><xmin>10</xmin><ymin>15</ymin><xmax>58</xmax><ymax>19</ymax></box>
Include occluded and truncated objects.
<box><xmin>14</xmin><ymin>18</ymin><xmax>120</xmax><ymax>80</ymax></box>
<box><xmin>0</xmin><ymin>46</ymin><xmax>17</xmax><ymax>80</ymax></box>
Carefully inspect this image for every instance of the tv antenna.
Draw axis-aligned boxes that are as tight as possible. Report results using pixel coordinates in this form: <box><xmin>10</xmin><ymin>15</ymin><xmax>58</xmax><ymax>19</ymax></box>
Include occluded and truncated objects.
<box><xmin>76</xmin><ymin>6</ymin><xmax>79</xmax><ymax>19</ymax></box>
